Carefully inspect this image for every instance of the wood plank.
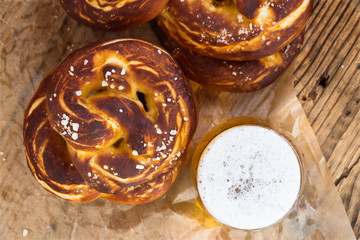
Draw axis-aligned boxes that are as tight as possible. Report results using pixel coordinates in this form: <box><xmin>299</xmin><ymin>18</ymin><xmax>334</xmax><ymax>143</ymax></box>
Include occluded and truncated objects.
<box><xmin>337</xmin><ymin>150</ymin><xmax>360</xmax><ymax>237</ymax></box>
<box><xmin>302</xmin><ymin>25</ymin><xmax>360</xmax><ymax>129</ymax></box>
<box><xmin>329</xmin><ymin>110</ymin><xmax>360</xmax><ymax>184</ymax></box>
<box><xmin>293</xmin><ymin>0</ymin><xmax>360</xmax><ymax>237</ymax></box>
<box><xmin>327</xmin><ymin>107</ymin><xmax>360</xmax><ymax>237</ymax></box>
<box><xmin>295</xmin><ymin>0</ymin><xmax>349</xmax><ymax>87</ymax></box>
<box><xmin>295</xmin><ymin>1</ymin><xmax>360</xmax><ymax>113</ymax></box>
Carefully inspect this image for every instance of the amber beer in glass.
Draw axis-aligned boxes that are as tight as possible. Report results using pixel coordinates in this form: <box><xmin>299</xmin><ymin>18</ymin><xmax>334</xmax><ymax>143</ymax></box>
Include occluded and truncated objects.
<box><xmin>191</xmin><ymin>117</ymin><xmax>304</xmax><ymax>230</ymax></box>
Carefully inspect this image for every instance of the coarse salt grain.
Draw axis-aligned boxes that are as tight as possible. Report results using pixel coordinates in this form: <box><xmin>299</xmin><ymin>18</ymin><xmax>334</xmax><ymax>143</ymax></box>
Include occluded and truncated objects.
<box><xmin>84</xmin><ymin>59</ymin><xmax>88</xmax><ymax>65</ymax></box>
<box><xmin>121</xmin><ymin>68</ymin><xmax>126</xmax><ymax>75</ymax></box>
<box><xmin>119</xmin><ymin>109</ymin><xmax>123</xmax><ymax>113</ymax></box>
<box><xmin>71</xmin><ymin>133</ymin><xmax>78</xmax><ymax>140</ymax></box>
<box><xmin>72</xmin><ymin>123</ymin><xmax>79</xmax><ymax>131</ymax></box>
<box><xmin>70</xmin><ymin>66</ymin><xmax>74</xmax><ymax>72</ymax></box>
<box><xmin>136</xmin><ymin>164</ymin><xmax>144</xmax><ymax>170</ymax></box>
<box><xmin>102</xmin><ymin>81</ymin><xmax>108</xmax><ymax>87</ymax></box>
<box><xmin>118</xmin><ymin>85</ymin><xmax>124</xmax><ymax>90</ymax></box>
<box><xmin>23</xmin><ymin>229</ymin><xmax>28</xmax><ymax>237</ymax></box>
<box><xmin>61</xmin><ymin>119</ymin><xmax>68</xmax><ymax>126</ymax></box>
<box><xmin>170</xmin><ymin>130</ymin><xmax>177</xmax><ymax>135</ymax></box>
<box><xmin>75</xmin><ymin>91</ymin><xmax>82</xmax><ymax>96</ymax></box>
<box><xmin>155</xmin><ymin>125</ymin><xmax>162</xmax><ymax>134</ymax></box>
<box><xmin>103</xmin><ymin>165</ymin><xmax>108</xmax><ymax>170</ymax></box>
<box><xmin>184</xmin><ymin>117</ymin><xmax>189</xmax><ymax>121</ymax></box>
<box><xmin>132</xmin><ymin>150</ymin><xmax>139</xmax><ymax>156</ymax></box>
<box><xmin>158</xmin><ymin>50</ymin><xmax>162</xmax><ymax>54</ymax></box>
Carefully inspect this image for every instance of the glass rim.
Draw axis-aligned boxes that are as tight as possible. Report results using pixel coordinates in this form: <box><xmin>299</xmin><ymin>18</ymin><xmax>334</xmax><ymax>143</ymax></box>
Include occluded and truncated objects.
<box><xmin>191</xmin><ymin>116</ymin><xmax>305</xmax><ymax>231</ymax></box>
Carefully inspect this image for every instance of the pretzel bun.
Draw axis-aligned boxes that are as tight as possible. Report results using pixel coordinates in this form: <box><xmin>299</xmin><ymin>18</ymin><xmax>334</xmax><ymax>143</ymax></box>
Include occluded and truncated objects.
<box><xmin>59</xmin><ymin>0</ymin><xmax>169</xmax><ymax>31</ymax></box>
<box><xmin>23</xmin><ymin>38</ymin><xmax>198</xmax><ymax>203</ymax></box>
<box><xmin>162</xmin><ymin>33</ymin><xmax>304</xmax><ymax>92</ymax></box>
<box><xmin>157</xmin><ymin>0</ymin><xmax>312</xmax><ymax>60</ymax></box>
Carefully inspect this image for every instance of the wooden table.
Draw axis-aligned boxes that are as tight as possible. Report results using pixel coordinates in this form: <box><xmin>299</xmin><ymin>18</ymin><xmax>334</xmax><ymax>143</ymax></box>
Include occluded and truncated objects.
<box><xmin>294</xmin><ymin>0</ymin><xmax>360</xmax><ymax>237</ymax></box>
<box><xmin>0</xmin><ymin>0</ymin><xmax>358</xmax><ymax>238</ymax></box>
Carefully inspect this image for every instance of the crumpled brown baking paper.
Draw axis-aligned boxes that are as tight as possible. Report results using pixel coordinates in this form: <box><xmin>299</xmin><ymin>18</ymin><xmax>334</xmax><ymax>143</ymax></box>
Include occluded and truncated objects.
<box><xmin>0</xmin><ymin>0</ymin><xmax>356</xmax><ymax>239</ymax></box>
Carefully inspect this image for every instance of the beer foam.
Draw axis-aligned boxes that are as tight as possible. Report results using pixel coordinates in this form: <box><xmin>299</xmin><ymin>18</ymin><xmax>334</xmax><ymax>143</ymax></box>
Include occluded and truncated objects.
<box><xmin>197</xmin><ymin>125</ymin><xmax>301</xmax><ymax>230</ymax></box>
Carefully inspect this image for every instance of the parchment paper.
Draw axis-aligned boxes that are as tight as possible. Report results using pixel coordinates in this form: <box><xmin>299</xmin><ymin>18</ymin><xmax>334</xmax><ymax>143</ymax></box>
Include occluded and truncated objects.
<box><xmin>0</xmin><ymin>0</ymin><xmax>356</xmax><ymax>239</ymax></box>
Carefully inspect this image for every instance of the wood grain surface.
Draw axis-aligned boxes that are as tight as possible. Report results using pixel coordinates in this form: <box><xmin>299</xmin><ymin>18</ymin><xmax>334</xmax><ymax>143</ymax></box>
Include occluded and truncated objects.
<box><xmin>294</xmin><ymin>0</ymin><xmax>360</xmax><ymax>237</ymax></box>
<box><xmin>0</xmin><ymin>0</ymin><xmax>358</xmax><ymax>238</ymax></box>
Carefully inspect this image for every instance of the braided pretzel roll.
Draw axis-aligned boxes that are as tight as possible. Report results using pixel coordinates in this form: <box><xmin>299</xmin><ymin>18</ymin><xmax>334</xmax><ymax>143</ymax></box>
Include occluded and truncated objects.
<box><xmin>24</xmin><ymin>38</ymin><xmax>198</xmax><ymax>203</ymax></box>
<box><xmin>24</xmin><ymin>75</ymin><xmax>192</xmax><ymax>204</ymax></box>
<box><xmin>59</xmin><ymin>0</ymin><xmax>169</xmax><ymax>31</ymax></box>
<box><xmin>157</xmin><ymin>0</ymin><xmax>312</xmax><ymax>61</ymax></box>
<box><xmin>162</xmin><ymin>32</ymin><xmax>303</xmax><ymax>92</ymax></box>
<box><xmin>24</xmin><ymin>81</ymin><xmax>190</xmax><ymax>205</ymax></box>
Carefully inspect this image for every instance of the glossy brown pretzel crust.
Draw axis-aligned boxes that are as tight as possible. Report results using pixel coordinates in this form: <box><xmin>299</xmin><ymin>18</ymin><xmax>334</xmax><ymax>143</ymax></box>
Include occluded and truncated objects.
<box><xmin>163</xmin><ymin>33</ymin><xmax>304</xmax><ymax>92</ymax></box>
<box><xmin>23</xmin><ymin>38</ymin><xmax>198</xmax><ymax>203</ymax></box>
<box><xmin>157</xmin><ymin>0</ymin><xmax>312</xmax><ymax>60</ymax></box>
<box><xmin>59</xmin><ymin>0</ymin><xmax>169</xmax><ymax>31</ymax></box>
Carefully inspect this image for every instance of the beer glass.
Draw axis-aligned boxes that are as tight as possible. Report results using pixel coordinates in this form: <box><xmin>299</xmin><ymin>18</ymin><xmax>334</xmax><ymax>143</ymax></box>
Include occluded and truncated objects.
<box><xmin>191</xmin><ymin>116</ymin><xmax>304</xmax><ymax>230</ymax></box>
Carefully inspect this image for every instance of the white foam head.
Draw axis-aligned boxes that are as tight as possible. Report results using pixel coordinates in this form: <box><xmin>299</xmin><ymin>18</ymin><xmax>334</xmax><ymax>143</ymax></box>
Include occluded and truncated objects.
<box><xmin>197</xmin><ymin>125</ymin><xmax>301</xmax><ymax>230</ymax></box>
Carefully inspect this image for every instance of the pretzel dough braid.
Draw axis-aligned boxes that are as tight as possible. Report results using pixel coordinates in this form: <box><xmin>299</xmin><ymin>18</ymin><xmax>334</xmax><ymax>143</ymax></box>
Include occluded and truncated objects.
<box><xmin>59</xmin><ymin>0</ymin><xmax>169</xmax><ymax>31</ymax></box>
<box><xmin>102</xmin><ymin>149</ymin><xmax>188</xmax><ymax>203</ymax></box>
<box><xmin>157</xmin><ymin>0</ymin><xmax>312</xmax><ymax>60</ymax></box>
<box><xmin>24</xmin><ymin>74</ymin><xmax>101</xmax><ymax>203</ymax></box>
<box><xmin>163</xmin><ymin>33</ymin><xmax>304</xmax><ymax>92</ymax></box>
<box><xmin>23</xmin><ymin>38</ymin><xmax>198</xmax><ymax>203</ymax></box>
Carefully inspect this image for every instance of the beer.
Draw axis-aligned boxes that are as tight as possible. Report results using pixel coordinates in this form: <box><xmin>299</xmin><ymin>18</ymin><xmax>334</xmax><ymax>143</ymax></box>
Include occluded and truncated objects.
<box><xmin>192</xmin><ymin>117</ymin><xmax>303</xmax><ymax>230</ymax></box>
